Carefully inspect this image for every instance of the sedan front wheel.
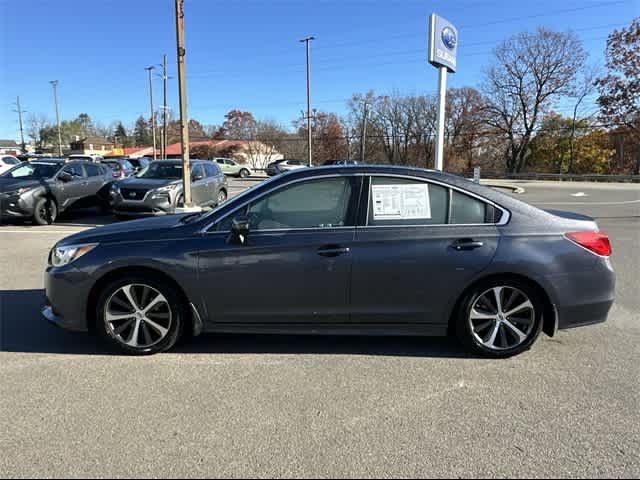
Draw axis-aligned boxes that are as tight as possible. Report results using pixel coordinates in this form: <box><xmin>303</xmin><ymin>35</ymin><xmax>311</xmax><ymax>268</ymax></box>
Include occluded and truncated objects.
<box><xmin>96</xmin><ymin>275</ymin><xmax>185</xmax><ymax>355</ymax></box>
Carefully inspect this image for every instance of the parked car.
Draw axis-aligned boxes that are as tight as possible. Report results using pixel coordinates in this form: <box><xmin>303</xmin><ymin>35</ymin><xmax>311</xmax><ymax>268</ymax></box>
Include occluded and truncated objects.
<box><xmin>42</xmin><ymin>165</ymin><xmax>614</xmax><ymax>357</ymax></box>
<box><xmin>103</xmin><ymin>159</ymin><xmax>136</xmax><ymax>179</ymax></box>
<box><xmin>0</xmin><ymin>155</ymin><xmax>20</xmax><ymax>175</ymax></box>
<box><xmin>67</xmin><ymin>154</ymin><xmax>104</xmax><ymax>163</ymax></box>
<box><xmin>266</xmin><ymin>159</ymin><xmax>307</xmax><ymax>176</ymax></box>
<box><xmin>215</xmin><ymin>158</ymin><xmax>252</xmax><ymax>178</ymax></box>
<box><xmin>126</xmin><ymin>157</ymin><xmax>151</xmax><ymax>173</ymax></box>
<box><xmin>109</xmin><ymin>159</ymin><xmax>227</xmax><ymax>219</ymax></box>
<box><xmin>0</xmin><ymin>159</ymin><xmax>112</xmax><ymax>224</ymax></box>
<box><xmin>322</xmin><ymin>159</ymin><xmax>360</xmax><ymax>166</ymax></box>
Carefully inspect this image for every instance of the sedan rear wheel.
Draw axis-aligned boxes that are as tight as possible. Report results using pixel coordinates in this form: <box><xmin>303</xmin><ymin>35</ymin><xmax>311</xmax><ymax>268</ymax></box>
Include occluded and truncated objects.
<box><xmin>239</xmin><ymin>168</ymin><xmax>250</xmax><ymax>178</ymax></box>
<box><xmin>456</xmin><ymin>280</ymin><xmax>543</xmax><ymax>358</ymax></box>
<box><xmin>97</xmin><ymin>276</ymin><xmax>184</xmax><ymax>355</ymax></box>
<box><xmin>217</xmin><ymin>189</ymin><xmax>227</xmax><ymax>205</ymax></box>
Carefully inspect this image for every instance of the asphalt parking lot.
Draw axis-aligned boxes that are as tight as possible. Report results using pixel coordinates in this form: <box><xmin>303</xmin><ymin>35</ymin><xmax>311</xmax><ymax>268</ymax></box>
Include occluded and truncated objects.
<box><xmin>1</xmin><ymin>178</ymin><xmax>638</xmax><ymax>478</ymax></box>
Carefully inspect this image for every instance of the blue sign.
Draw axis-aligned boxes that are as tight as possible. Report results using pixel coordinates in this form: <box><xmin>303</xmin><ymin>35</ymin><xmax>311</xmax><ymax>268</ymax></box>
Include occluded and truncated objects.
<box><xmin>428</xmin><ymin>14</ymin><xmax>458</xmax><ymax>73</ymax></box>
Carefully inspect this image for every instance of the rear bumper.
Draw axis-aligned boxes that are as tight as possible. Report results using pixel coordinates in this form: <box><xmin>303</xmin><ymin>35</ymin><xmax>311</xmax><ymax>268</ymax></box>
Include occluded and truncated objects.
<box><xmin>543</xmin><ymin>257</ymin><xmax>616</xmax><ymax>330</ymax></box>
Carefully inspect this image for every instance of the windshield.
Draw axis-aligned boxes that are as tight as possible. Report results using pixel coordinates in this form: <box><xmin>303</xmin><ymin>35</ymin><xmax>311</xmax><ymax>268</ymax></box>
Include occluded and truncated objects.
<box><xmin>136</xmin><ymin>162</ymin><xmax>182</xmax><ymax>179</ymax></box>
<box><xmin>1</xmin><ymin>162</ymin><xmax>60</xmax><ymax>179</ymax></box>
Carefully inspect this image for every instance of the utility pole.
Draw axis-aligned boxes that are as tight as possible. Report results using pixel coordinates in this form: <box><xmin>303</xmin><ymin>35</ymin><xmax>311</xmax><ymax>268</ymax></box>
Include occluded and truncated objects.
<box><xmin>145</xmin><ymin>66</ymin><xmax>157</xmax><ymax>160</ymax></box>
<box><xmin>300</xmin><ymin>36</ymin><xmax>315</xmax><ymax>167</ymax></box>
<box><xmin>360</xmin><ymin>100</ymin><xmax>368</xmax><ymax>163</ymax></box>
<box><xmin>162</xmin><ymin>54</ymin><xmax>169</xmax><ymax>160</ymax></box>
<box><xmin>175</xmin><ymin>0</ymin><xmax>193</xmax><ymax>207</ymax></box>
<box><xmin>50</xmin><ymin>81</ymin><xmax>63</xmax><ymax>157</ymax></box>
<box><xmin>13</xmin><ymin>96</ymin><xmax>26</xmax><ymax>153</ymax></box>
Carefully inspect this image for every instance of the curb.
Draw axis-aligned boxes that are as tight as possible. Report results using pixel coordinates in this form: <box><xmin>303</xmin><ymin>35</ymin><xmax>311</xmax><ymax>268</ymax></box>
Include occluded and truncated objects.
<box><xmin>480</xmin><ymin>182</ymin><xmax>526</xmax><ymax>194</ymax></box>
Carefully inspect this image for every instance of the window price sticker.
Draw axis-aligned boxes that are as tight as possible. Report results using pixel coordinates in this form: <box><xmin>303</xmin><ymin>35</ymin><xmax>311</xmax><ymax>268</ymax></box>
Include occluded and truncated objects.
<box><xmin>372</xmin><ymin>183</ymin><xmax>432</xmax><ymax>220</ymax></box>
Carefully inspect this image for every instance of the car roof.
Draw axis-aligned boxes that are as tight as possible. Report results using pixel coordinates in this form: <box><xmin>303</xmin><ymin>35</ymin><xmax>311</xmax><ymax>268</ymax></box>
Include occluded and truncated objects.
<box><xmin>31</xmin><ymin>159</ymin><xmax>65</xmax><ymax>165</ymax></box>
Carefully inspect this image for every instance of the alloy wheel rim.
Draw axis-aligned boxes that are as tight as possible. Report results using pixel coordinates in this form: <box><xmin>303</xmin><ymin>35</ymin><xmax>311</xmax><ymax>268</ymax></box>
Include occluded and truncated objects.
<box><xmin>469</xmin><ymin>286</ymin><xmax>535</xmax><ymax>351</ymax></box>
<box><xmin>40</xmin><ymin>202</ymin><xmax>54</xmax><ymax>222</ymax></box>
<box><xmin>105</xmin><ymin>284</ymin><xmax>172</xmax><ymax>349</ymax></box>
<box><xmin>218</xmin><ymin>191</ymin><xmax>226</xmax><ymax>203</ymax></box>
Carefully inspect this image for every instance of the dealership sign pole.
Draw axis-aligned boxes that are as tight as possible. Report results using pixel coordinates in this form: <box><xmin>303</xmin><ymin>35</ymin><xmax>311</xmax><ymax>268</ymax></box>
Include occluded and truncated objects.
<box><xmin>428</xmin><ymin>14</ymin><xmax>458</xmax><ymax>171</ymax></box>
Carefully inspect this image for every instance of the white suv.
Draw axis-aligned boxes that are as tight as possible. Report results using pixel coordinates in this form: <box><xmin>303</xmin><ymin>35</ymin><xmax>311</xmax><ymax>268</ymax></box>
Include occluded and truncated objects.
<box><xmin>0</xmin><ymin>155</ymin><xmax>21</xmax><ymax>175</ymax></box>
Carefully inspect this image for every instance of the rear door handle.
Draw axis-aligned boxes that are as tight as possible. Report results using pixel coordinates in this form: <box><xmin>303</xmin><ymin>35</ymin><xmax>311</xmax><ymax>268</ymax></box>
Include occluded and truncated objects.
<box><xmin>317</xmin><ymin>246</ymin><xmax>351</xmax><ymax>257</ymax></box>
<box><xmin>451</xmin><ymin>238</ymin><xmax>484</xmax><ymax>251</ymax></box>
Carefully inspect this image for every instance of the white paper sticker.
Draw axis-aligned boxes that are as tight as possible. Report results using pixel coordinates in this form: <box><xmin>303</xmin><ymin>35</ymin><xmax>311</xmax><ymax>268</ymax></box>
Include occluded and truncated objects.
<box><xmin>372</xmin><ymin>183</ymin><xmax>431</xmax><ymax>220</ymax></box>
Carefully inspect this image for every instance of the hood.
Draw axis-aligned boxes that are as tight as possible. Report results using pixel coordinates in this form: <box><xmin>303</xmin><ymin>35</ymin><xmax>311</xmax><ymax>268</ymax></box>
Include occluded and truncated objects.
<box><xmin>117</xmin><ymin>177</ymin><xmax>181</xmax><ymax>190</ymax></box>
<box><xmin>0</xmin><ymin>177</ymin><xmax>50</xmax><ymax>193</ymax></box>
<box><xmin>57</xmin><ymin>214</ymin><xmax>197</xmax><ymax>246</ymax></box>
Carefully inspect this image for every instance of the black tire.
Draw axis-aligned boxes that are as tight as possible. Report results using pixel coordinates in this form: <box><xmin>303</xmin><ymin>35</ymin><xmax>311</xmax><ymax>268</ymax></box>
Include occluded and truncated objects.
<box><xmin>96</xmin><ymin>274</ymin><xmax>185</xmax><ymax>355</ymax></box>
<box><xmin>455</xmin><ymin>278</ymin><xmax>544</xmax><ymax>358</ymax></box>
<box><xmin>33</xmin><ymin>197</ymin><xmax>57</xmax><ymax>225</ymax></box>
<box><xmin>176</xmin><ymin>194</ymin><xmax>185</xmax><ymax>208</ymax></box>
<box><xmin>115</xmin><ymin>214</ymin><xmax>130</xmax><ymax>221</ymax></box>
<box><xmin>216</xmin><ymin>189</ymin><xmax>227</xmax><ymax>205</ymax></box>
<box><xmin>239</xmin><ymin>169</ymin><xmax>250</xmax><ymax>178</ymax></box>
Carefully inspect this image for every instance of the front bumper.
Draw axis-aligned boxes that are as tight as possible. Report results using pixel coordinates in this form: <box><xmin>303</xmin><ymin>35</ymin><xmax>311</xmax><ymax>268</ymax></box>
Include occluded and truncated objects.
<box><xmin>43</xmin><ymin>266</ymin><xmax>92</xmax><ymax>332</ymax></box>
<box><xmin>111</xmin><ymin>190</ymin><xmax>176</xmax><ymax>217</ymax></box>
<box><xmin>0</xmin><ymin>193</ymin><xmax>35</xmax><ymax>220</ymax></box>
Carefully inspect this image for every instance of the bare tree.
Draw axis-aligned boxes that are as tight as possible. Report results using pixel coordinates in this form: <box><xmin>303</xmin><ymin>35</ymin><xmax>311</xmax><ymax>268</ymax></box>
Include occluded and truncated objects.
<box><xmin>26</xmin><ymin>114</ymin><xmax>51</xmax><ymax>150</ymax></box>
<box><xmin>567</xmin><ymin>66</ymin><xmax>599</xmax><ymax>173</ymax></box>
<box><xmin>595</xmin><ymin>18</ymin><xmax>640</xmax><ymax>173</ymax></box>
<box><xmin>483</xmin><ymin>28</ymin><xmax>587</xmax><ymax>173</ymax></box>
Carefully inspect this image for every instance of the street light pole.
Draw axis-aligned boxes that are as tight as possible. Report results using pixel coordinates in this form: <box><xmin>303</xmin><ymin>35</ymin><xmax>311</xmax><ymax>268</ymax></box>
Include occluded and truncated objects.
<box><xmin>175</xmin><ymin>0</ymin><xmax>192</xmax><ymax>207</ymax></box>
<box><xmin>145</xmin><ymin>66</ymin><xmax>157</xmax><ymax>160</ymax></box>
<box><xmin>49</xmin><ymin>81</ymin><xmax>63</xmax><ymax>157</ymax></box>
<box><xmin>300</xmin><ymin>36</ymin><xmax>315</xmax><ymax>167</ymax></box>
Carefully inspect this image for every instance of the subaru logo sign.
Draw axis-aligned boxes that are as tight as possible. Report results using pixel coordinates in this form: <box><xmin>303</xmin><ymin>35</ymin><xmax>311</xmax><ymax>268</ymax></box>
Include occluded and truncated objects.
<box><xmin>428</xmin><ymin>14</ymin><xmax>458</xmax><ymax>73</ymax></box>
<box><xmin>441</xmin><ymin>27</ymin><xmax>457</xmax><ymax>50</ymax></box>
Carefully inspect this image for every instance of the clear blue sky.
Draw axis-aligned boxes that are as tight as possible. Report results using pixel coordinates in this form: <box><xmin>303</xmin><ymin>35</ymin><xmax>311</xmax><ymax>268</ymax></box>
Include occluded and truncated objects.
<box><xmin>0</xmin><ymin>0</ymin><xmax>637</xmax><ymax>140</ymax></box>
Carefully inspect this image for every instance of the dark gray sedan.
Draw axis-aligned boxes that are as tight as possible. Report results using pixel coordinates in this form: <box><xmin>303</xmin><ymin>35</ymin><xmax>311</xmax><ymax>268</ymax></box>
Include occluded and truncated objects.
<box><xmin>42</xmin><ymin>165</ymin><xmax>615</xmax><ymax>357</ymax></box>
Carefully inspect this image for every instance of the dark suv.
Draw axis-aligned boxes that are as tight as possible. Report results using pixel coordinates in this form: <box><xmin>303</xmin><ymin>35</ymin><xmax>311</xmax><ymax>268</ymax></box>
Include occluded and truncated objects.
<box><xmin>110</xmin><ymin>159</ymin><xmax>227</xmax><ymax>218</ymax></box>
<box><xmin>0</xmin><ymin>159</ymin><xmax>113</xmax><ymax>224</ymax></box>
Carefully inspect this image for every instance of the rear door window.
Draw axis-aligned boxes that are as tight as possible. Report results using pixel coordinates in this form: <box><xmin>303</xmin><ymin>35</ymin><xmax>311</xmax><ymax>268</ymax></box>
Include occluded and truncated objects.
<box><xmin>367</xmin><ymin>177</ymin><xmax>448</xmax><ymax>226</ymax></box>
<box><xmin>450</xmin><ymin>190</ymin><xmax>492</xmax><ymax>224</ymax></box>
<box><xmin>84</xmin><ymin>163</ymin><xmax>102</xmax><ymax>177</ymax></box>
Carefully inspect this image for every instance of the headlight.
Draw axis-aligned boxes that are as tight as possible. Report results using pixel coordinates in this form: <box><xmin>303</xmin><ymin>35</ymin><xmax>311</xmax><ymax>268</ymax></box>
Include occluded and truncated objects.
<box><xmin>7</xmin><ymin>187</ymin><xmax>34</xmax><ymax>196</ymax></box>
<box><xmin>50</xmin><ymin>243</ymin><xmax>98</xmax><ymax>267</ymax></box>
<box><xmin>154</xmin><ymin>184</ymin><xmax>180</xmax><ymax>193</ymax></box>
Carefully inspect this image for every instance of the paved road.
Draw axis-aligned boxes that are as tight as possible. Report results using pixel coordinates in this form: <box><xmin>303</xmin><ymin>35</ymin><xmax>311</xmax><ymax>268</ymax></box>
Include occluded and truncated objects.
<box><xmin>1</xmin><ymin>180</ymin><xmax>638</xmax><ymax>478</ymax></box>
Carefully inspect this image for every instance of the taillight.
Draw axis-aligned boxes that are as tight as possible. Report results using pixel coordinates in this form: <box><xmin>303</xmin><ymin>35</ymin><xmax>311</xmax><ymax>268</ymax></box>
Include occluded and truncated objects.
<box><xmin>112</xmin><ymin>171</ymin><xmax>120</xmax><ymax>178</ymax></box>
<box><xmin>565</xmin><ymin>231</ymin><xmax>612</xmax><ymax>257</ymax></box>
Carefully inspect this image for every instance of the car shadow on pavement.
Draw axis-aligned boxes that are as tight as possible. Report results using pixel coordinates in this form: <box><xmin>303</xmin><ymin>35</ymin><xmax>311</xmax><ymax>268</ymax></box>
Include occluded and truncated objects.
<box><xmin>0</xmin><ymin>289</ymin><xmax>472</xmax><ymax>358</ymax></box>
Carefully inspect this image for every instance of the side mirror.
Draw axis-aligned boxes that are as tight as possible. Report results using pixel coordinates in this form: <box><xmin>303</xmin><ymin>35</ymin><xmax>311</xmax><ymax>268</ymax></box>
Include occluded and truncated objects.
<box><xmin>228</xmin><ymin>215</ymin><xmax>250</xmax><ymax>245</ymax></box>
<box><xmin>192</xmin><ymin>173</ymin><xmax>204</xmax><ymax>182</ymax></box>
<box><xmin>58</xmin><ymin>171</ymin><xmax>73</xmax><ymax>182</ymax></box>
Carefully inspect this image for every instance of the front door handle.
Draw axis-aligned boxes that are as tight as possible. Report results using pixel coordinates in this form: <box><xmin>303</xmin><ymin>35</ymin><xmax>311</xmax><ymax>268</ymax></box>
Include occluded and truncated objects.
<box><xmin>317</xmin><ymin>245</ymin><xmax>350</xmax><ymax>257</ymax></box>
<box><xmin>451</xmin><ymin>238</ymin><xmax>484</xmax><ymax>251</ymax></box>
